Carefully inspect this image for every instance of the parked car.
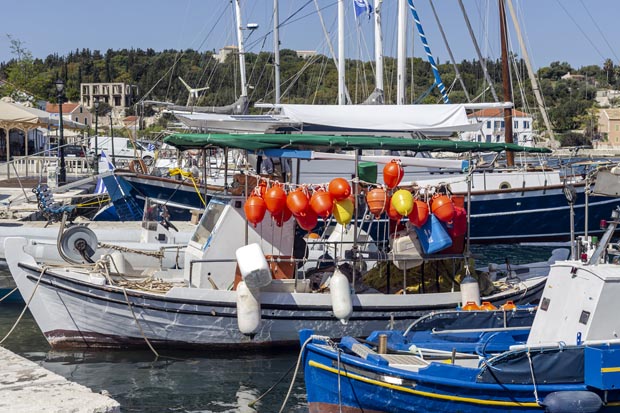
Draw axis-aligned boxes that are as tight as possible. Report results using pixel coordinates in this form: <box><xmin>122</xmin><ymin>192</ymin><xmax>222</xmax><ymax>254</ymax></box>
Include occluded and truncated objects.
<box><xmin>49</xmin><ymin>145</ymin><xmax>87</xmax><ymax>157</ymax></box>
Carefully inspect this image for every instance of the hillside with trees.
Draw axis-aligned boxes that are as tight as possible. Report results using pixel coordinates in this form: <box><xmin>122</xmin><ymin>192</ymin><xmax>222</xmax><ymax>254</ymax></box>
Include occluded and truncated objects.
<box><xmin>1</xmin><ymin>37</ymin><xmax>618</xmax><ymax>146</ymax></box>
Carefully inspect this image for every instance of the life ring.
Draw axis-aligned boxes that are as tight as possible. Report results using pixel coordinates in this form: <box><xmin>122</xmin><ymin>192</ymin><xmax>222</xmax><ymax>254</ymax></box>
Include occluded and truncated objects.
<box><xmin>129</xmin><ymin>159</ymin><xmax>148</xmax><ymax>174</ymax></box>
<box><xmin>499</xmin><ymin>181</ymin><xmax>511</xmax><ymax>190</ymax></box>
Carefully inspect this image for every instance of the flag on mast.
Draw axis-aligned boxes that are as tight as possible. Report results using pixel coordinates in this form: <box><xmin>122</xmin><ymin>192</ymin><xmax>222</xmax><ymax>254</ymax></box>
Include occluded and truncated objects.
<box><xmin>353</xmin><ymin>0</ymin><xmax>373</xmax><ymax>19</ymax></box>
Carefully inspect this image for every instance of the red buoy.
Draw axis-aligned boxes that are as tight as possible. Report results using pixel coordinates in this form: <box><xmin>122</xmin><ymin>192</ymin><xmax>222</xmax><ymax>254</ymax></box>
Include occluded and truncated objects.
<box><xmin>408</xmin><ymin>200</ymin><xmax>429</xmax><ymax>228</ymax></box>
<box><xmin>386</xmin><ymin>196</ymin><xmax>402</xmax><ymax>221</ymax></box>
<box><xmin>264</xmin><ymin>184</ymin><xmax>287</xmax><ymax>215</ymax></box>
<box><xmin>328</xmin><ymin>178</ymin><xmax>351</xmax><ymax>201</ymax></box>
<box><xmin>296</xmin><ymin>208</ymin><xmax>318</xmax><ymax>231</ymax></box>
<box><xmin>309</xmin><ymin>189</ymin><xmax>333</xmax><ymax>219</ymax></box>
<box><xmin>244</xmin><ymin>195</ymin><xmax>267</xmax><ymax>227</ymax></box>
<box><xmin>287</xmin><ymin>187</ymin><xmax>310</xmax><ymax>216</ymax></box>
<box><xmin>383</xmin><ymin>159</ymin><xmax>404</xmax><ymax>189</ymax></box>
<box><xmin>431</xmin><ymin>194</ymin><xmax>455</xmax><ymax>223</ymax></box>
<box><xmin>272</xmin><ymin>205</ymin><xmax>293</xmax><ymax>227</ymax></box>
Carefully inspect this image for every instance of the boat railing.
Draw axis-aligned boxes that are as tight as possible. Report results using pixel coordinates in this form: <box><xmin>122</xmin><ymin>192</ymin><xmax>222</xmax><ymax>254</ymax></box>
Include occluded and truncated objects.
<box><xmin>157</xmin><ymin>245</ymin><xmax>186</xmax><ymax>269</ymax></box>
<box><xmin>431</xmin><ymin>326</ymin><xmax>531</xmax><ymax>335</ymax></box>
<box><xmin>187</xmin><ymin>251</ymin><xmax>468</xmax><ymax>289</ymax></box>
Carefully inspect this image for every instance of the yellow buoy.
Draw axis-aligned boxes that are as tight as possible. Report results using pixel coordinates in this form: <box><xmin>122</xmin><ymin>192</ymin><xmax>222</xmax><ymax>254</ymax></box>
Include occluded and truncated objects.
<box><xmin>391</xmin><ymin>189</ymin><xmax>413</xmax><ymax>216</ymax></box>
<box><xmin>333</xmin><ymin>198</ymin><xmax>354</xmax><ymax>226</ymax></box>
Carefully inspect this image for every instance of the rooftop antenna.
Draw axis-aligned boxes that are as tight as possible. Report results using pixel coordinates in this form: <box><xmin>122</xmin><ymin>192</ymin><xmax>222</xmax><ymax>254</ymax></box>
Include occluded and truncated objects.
<box><xmin>179</xmin><ymin>77</ymin><xmax>209</xmax><ymax>106</ymax></box>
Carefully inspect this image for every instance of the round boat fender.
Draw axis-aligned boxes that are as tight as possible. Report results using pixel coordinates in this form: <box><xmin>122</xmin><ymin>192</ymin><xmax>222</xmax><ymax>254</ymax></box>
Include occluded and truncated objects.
<box><xmin>330</xmin><ymin>268</ymin><xmax>353</xmax><ymax>324</ymax></box>
<box><xmin>236</xmin><ymin>281</ymin><xmax>261</xmax><ymax>335</ymax></box>
<box><xmin>541</xmin><ymin>391</ymin><xmax>603</xmax><ymax>413</ymax></box>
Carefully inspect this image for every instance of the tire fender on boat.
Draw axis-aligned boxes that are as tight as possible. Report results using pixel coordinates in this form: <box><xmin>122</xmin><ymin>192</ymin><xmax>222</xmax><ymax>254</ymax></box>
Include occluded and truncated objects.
<box><xmin>236</xmin><ymin>281</ymin><xmax>261</xmax><ymax>335</ymax></box>
<box><xmin>330</xmin><ymin>269</ymin><xmax>353</xmax><ymax>324</ymax></box>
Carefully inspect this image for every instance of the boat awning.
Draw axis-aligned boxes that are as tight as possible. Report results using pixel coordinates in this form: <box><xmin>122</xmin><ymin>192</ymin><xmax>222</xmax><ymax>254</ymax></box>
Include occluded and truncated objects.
<box><xmin>163</xmin><ymin>133</ymin><xmax>552</xmax><ymax>154</ymax></box>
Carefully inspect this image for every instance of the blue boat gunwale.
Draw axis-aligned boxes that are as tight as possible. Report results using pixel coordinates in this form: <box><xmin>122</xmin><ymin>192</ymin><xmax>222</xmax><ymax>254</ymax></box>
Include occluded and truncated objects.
<box><xmin>304</xmin><ymin>341</ymin><xmax>619</xmax><ymax>408</ymax></box>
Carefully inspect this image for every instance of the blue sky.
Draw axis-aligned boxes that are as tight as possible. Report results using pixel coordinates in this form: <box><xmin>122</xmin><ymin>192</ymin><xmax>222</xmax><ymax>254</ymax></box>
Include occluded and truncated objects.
<box><xmin>1</xmin><ymin>0</ymin><xmax>618</xmax><ymax>70</ymax></box>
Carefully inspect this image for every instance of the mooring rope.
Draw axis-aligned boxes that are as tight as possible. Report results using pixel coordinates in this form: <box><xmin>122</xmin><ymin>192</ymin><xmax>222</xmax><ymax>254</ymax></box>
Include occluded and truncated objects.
<box><xmin>0</xmin><ymin>266</ymin><xmax>48</xmax><ymax>345</ymax></box>
<box><xmin>278</xmin><ymin>335</ymin><xmax>334</xmax><ymax>413</ymax></box>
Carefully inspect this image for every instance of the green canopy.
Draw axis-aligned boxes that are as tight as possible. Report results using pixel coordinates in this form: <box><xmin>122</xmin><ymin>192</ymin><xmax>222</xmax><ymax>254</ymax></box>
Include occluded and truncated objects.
<box><xmin>163</xmin><ymin>133</ymin><xmax>552</xmax><ymax>154</ymax></box>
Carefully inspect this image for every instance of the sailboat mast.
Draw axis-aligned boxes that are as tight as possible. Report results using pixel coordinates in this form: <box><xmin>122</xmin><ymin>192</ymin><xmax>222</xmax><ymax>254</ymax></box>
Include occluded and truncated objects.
<box><xmin>506</xmin><ymin>0</ymin><xmax>555</xmax><ymax>142</ymax></box>
<box><xmin>234</xmin><ymin>0</ymin><xmax>248</xmax><ymax>98</ymax></box>
<box><xmin>374</xmin><ymin>0</ymin><xmax>384</xmax><ymax>93</ymax></box>
<box><xmin>397</xmin><ymin>0</ymin><xmax>407</xmax><ymax>105</ymax></box>
<box><xmin>338</xmin><ymin>0</ymin><xmax>346</xmax><ymax>105</ymax></box>
<box><xmin>499</xmin><ymin>0</ymin><xmax>514</xmax><ymax>166</ymax></box>
<box><xmin>274</xmin><ymin>0</ymin><xmax>281</xmax><ymax>104</ymax></box>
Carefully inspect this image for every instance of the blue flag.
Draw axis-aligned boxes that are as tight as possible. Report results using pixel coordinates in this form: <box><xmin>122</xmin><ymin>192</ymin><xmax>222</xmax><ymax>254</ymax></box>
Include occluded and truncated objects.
<box><xmin>353</xmin><ymin>0</ymin><xmax>373</xmax><ymax>19</ymax></box>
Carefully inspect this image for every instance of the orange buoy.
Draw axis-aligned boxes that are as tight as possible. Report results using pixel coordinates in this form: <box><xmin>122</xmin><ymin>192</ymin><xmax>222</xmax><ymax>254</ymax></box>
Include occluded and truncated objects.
<box><xmin>383</xmin><ymin>159</ymin><xmax>404</xmax><ymax>189</ymax></box>
<box><xmin>408</xmin><ymin>200</ymin><xmax>429</xmax><ymax>228</ymax></box>
<box><xmin>296</xmin><ymin>208</ymin><xmax>318</xmax><ymax>231</ymax></box>
<box><xmin>272</xmin><ymin>205</ymin><xmax>292</xmax><ymax>227</ymax></box>
<box><xmin>431</xmin><ymin>194</ymin><xmax>455</xmax><ymax>223</ymax></box>
<box><xmin>309</xmin><ymin>189</ymin><xmax>333</xmax><ymax>219</ymax></box>
<box><xmin>244</xmin><ymin>195</ymin><xmax>267</xmax><ymax>227</ymax></box>
<box><xmin>366</xmin><ymin>187</ymin><xmax>387</xmax><ymax>218</ymax></box>
<box><xmin>386</xmin><ymin>196</ymin><xmax>402</xmax><ymax>221</ymax></box>
<box><xmin>264</xmin><ymin>184</ymin><xmax>287</xmax><ymax>215</ymax></box>
<box><xmin>501</xmin><ymin>301</ymin><xmax>516</xmax><ymax>310</ymax></box>
<box><xmin>287</xmin><ymin>187</ymin><xmax>309</xmax><ymax>216</ymax></box>
<box><xmin>480</xmin><ymin>301</ymin><xmax>497</xmax><ymax>310</ymax></box>
<box><xmin>328</xmin><ymin>178</ymin><xmax>351</xmax><ymax>201</ymax></box>
<box><xmin>462</xmin><ymin>301</ymin><xmax>480</xmax><ymax>311</ymax></box>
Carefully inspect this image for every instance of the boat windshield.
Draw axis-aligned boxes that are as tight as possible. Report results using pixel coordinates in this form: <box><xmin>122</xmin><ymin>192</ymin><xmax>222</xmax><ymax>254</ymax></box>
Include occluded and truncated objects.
<box><xmin>191</xmin><ymin>200</ymin><xmax>227</xmax><ymax>246</ymax></box>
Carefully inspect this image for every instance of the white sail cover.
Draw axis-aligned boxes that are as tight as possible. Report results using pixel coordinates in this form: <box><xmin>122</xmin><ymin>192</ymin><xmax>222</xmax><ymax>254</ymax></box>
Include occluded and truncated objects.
<box><xmin>278</xmin><ymin>104</ymin><xmax>481</xmax><ymax>135</ymax></box>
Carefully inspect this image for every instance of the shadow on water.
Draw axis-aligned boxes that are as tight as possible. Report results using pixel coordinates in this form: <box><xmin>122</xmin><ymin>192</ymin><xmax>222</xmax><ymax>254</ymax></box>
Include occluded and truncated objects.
<box><xmin>0</xmin><ymin>295</ymin><xmax>307</xmax><ymax>413</ymax></box>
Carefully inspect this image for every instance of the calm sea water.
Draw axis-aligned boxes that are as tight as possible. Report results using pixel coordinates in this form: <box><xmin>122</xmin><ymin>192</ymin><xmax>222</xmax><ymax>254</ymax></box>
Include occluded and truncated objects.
<box><xmin>0</xmin><ymin>244</ymin><xmax>559</xmax><ymax>412</ymax></box>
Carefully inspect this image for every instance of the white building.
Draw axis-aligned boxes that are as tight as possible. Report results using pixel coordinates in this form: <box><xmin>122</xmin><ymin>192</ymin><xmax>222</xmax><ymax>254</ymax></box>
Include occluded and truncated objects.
<box><xmin>462</xmin><ymin>108</ymin><xmax>534</xmax><ymax>147</ymax></box>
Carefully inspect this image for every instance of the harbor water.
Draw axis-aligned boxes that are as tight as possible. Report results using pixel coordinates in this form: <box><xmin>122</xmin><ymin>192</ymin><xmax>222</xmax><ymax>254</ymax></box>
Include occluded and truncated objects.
<box><xmin>0</xmin><ymin>244</ymin><xmax>558</xmax><ymax>412</ymax></box>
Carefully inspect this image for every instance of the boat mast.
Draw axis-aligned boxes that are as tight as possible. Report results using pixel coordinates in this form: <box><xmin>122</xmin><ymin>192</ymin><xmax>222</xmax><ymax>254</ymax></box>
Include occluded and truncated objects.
<box><xmin>338</xmin><ymin>0</ymin><xmax>346</xmax><ymax>105</ymax></box>
<box><xmin>506</xmin><ymin>0</ymin><xmax>555</xmax><ymax>142</ymax></box>
<box><xmin>273</xmin><ymin>0</ymin><xmax>281</xmax><ymax>104</ymax></box>
<box><xmin>406</xmin><ymin>0</ymin><xmax>450</xmax><ymax>103</ymax></box>
<box><xmin>499</xmin><ymin>0</ymin><xmax>514</xmax><ymax>166</ymax></box>
<box><xmin>234</xmin><ymin>0</ymin><xmax>248</xmax><ymax>98</ymax></box>
<box><xmin>397</xmin><ymin>0</ymin><xmax>407</xmax><ymax>105</ymax></box>
<box><xmin>374</xmin><ymin>0</ymin><xmax>383</xmax><ymax>94</ymax></box>
<box><xmin>363</xmin><ymin>0</ymin><xmax>384</xmax><ymax>104</ymax></box>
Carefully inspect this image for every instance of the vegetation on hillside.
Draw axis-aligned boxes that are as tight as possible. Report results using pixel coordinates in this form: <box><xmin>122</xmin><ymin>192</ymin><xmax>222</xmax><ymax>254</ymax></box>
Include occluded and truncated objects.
<box><xmin>1</xmin><ymin>36</ymin><xmax>618</xmax><ymax>145</ymax></box>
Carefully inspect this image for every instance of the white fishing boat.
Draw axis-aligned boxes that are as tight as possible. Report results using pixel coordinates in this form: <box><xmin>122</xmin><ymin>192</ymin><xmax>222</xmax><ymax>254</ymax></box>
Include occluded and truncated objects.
<box><xmin>4</xmin><ymin>134</ymin><xmax>555</xmax><ymax>349</ymax></box>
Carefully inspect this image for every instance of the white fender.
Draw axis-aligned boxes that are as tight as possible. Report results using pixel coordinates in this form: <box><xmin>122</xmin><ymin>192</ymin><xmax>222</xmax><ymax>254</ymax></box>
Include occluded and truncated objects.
<box><xmin>108</xmin><ymin>251</ymin><xmax>127</xmax><ymax>274</ymax></box>
<box><xmin>235</xmin><ymin>243</ymin><xmax>272</xmax><ymax>288</ymax></box>
<box><xmin>236</xmin><ymin>281</ymin><xmax>261</xmax><ymax>335</ymax></box>
<box><xmin>330</xmin><ymin>269</ymin><xmax>353</xmax><ymax>325</ymax></box>
<box><xmin>460</xmin><ymin>274</ymin><xmax>480</xmax><ymax>307</ymax></box>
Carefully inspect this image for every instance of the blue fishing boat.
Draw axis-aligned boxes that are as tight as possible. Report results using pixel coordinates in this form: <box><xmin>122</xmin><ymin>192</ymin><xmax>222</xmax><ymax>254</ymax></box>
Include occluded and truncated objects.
<box><xmin>298</xmin><ymin>201</ymin><xmax>620</xmax><ymax>413</ymax></box>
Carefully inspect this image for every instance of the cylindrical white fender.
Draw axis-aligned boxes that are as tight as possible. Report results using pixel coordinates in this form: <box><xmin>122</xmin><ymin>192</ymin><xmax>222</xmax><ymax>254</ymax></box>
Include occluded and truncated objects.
<box><xmin>330</xmin><ymin>269</ymin><xmax>353</xmax><ymax>325</ymax></box>
<box><xmin>108</xmin><ymin>251</ymin><xmax>127</xmax><ymax>274</ymax></box>
<box><xmin>460</xmin><ymin>274</ymin><xmax>480</xmax><ymax>307</ymax></box>
<box><xmin>236</xmin><ymin>281</ymin><xmax>261</xmax><ymax>335</ymax></box>
<box><xmin>235</xmin><ymin>243</ymin><xmax>272</xmax><ymax>288</ymax></box>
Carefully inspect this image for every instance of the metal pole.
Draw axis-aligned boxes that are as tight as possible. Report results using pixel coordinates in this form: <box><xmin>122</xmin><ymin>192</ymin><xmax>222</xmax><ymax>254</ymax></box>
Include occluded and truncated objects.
<box><xmin>58</xmin><ymin>93</ymin><xmax>66</xmax><ymax>185</ymax></box>
<box><xmin>109</xmin><ymin>113</ymin><xmax>116</xmax><ymax>167</ymax></box>
<box><xmin>94</xmin><ymin>102</ymin><xmax>99</xmax><ymax>174</ymax></box>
